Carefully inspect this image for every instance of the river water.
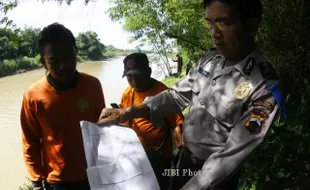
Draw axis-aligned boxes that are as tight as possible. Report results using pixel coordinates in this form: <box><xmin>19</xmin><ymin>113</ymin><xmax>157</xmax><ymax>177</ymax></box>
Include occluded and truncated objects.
<box><xmin>0</xmin><ymin>56</ymin><xmax>166</xmax><ymax>189</ymax></box>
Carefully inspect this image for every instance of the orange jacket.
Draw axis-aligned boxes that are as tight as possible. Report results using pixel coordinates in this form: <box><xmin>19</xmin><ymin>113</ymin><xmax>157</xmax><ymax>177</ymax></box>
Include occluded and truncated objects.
<box><xmin>121</xmin><ymin>80</ymin><xmax>184</xmax><ymax>160</ymax></box>
<box><xmin>20</xmin><ymin>72</ymin><xmax>105</xmax><ymax>183</ymax></box>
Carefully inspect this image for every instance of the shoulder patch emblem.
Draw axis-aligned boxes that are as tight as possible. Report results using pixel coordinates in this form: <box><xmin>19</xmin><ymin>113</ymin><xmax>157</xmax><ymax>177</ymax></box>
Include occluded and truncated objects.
<box><xmin>245</xmin><ymin>113</ymin><xmax>263</xmax><ymax>135</ymax></box>
<box><xmin>245</xmin><ymin>109</ymin><xmax>268</xmax><ymax>135</ymax></box>
<box><xmin>78</xmin><ymin>98</ymin><xmax>89</xmax><ymax>113</ymax></box>
<box><xmin>252</xmin><ymin>109</ymin><xmax>269</xmax><ymax>119</ymax></box>
<box><xmin>253</xmin><ymin>100</ymin><xmax>275</xmax><ymax>113</ymax></box>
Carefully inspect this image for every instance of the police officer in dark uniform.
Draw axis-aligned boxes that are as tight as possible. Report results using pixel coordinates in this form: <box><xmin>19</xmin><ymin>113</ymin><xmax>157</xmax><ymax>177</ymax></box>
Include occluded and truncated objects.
<box><xmin>186</xmin><ymin>60</ymin><xmax>192</xmax><ymax>75</ymax></box>
<box><xmin>173</xmin><ymin>54</ymin><xmax>183</xmax><ymax>76</ymax></box>
<box><xmin>97</xmin><ymin>0</ymin><xmax>287</xmax><ymax>190</ymax></box>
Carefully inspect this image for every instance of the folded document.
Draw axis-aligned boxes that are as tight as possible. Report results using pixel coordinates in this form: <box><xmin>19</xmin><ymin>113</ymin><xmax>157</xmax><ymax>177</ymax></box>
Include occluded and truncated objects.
<box><xmin>80</xmin><ymin>121</ymin><xmax>160</xmax><ymax>190</ymax></box>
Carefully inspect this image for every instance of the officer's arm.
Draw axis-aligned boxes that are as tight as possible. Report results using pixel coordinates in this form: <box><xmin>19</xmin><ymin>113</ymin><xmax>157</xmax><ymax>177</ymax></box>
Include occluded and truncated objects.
<box><xmin>143</xmin><ymin>50</ymin><xmax>217</xmax><ymax>127</ymax></box>
<box><xmin>142</xmin><ymin>65</ymin><xmax>198</xmax><ymax>127</ymax></box>
<box><xmin>117</xmin><ymin>51</ymin><xmax>213</xmax><ymax>127</ymax></box>
<box><xmin>183</xmin><ymin>86</ymin><xmax>279</xmax><ymax>190</ymax></box>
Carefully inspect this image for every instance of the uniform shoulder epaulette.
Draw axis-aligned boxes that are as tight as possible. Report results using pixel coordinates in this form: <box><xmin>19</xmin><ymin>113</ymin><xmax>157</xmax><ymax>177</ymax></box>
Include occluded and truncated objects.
<box><xmin>199</xmin><ymin>47</ymin><xmax>219</xmax><ymax>66</ymax></box>
<box><xmin>258</xmin><ymin>62</ymin><xmax>287</xmax><ymax>119</ymax></box>
<box><xmin>259</xmin><ymin>62</ymin><xmax>279</xmax><ymax>81</ymax></box>
<box><xmin>209</xmin><ymin>47</ymin><xmax>217</xmax><ymax>52</ymax></box>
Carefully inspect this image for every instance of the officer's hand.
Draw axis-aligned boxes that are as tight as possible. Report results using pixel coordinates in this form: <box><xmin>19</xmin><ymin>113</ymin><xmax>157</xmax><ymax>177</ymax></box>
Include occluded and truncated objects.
<box><xmin>97</xmin><ymin>108</ymin><xmax>128</xmax><ymax>126</ymax></box>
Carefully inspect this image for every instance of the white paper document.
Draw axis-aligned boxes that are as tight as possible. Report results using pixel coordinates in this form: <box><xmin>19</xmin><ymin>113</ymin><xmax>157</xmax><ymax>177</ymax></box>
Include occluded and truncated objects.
<box><xmin>80</xmin><ymin>121</ymin><xmax>160</xmax><ymax>190</ymax></box>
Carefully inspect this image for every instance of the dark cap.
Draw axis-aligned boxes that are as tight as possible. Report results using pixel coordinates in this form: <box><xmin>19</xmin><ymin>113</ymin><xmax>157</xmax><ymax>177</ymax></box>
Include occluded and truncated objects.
<box><xmin>122</xmin><ymin>53</ymin><xmax>150</xmax><ymax>77</ymax></box>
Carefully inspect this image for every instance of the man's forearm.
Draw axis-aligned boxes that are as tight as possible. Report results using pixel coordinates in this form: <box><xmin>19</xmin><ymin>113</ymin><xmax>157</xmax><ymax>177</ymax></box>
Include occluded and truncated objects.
<box><xmin>125</xmin><ymin>103</ymin><xmax>150</xmax><ymax>120</ymax></box>
<box><xmin>173</xmin><ymin>125</ymin><xmax>183</xmax><ymax>148</ymax></box>
<box><xmin>23</xmin><ymin>144</ymin><xmax>43</xmax><ymax>182</ymax></box>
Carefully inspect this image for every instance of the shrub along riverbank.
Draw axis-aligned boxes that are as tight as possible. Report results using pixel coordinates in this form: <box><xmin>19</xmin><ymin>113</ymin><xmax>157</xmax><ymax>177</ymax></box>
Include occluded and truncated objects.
<box><xmin>0</xmin><ymin>56</ymin><xmax>41</xmax><ymax>77</ymax></box>
<box><xmin>0</xmin><ymin>27</ymin><xmax>134</xmax><ymax>78</ymax></box>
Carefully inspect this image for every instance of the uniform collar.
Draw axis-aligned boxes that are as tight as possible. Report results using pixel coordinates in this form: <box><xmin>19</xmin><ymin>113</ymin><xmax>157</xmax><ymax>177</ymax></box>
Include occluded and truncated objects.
<box><xmin>211</xmin><ymin>55</ymin><xmax>233</xmax><ymax>80</ymax></box>
<box><xmin>233</xmin><ymin>47</ymin><xmax>262</xmax><ymax>79</ymax></box>
<box><xmin>47</xmin><ymin>70</ymin><xmax>80</xmax><ymax>92</ymax></box>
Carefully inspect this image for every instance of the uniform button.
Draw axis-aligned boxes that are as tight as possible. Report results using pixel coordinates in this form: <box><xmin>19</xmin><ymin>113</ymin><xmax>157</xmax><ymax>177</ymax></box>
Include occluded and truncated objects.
<box><xmin>211</xmin><ymin>80</ymin><xmax>216</xmax><ymax>86</ymax></box>
<box><xmin>190</xmin><ymin>120</ymin><xmax>194</xmax><ymax>125</ymax></box>
<box><xmin>200</xmin><ymin>100</ymin><xmax>205</xmax><ymax>105</ymax></box>
<box><xmin>227</xmin><ymin>118</ymin><xmax>233</xmax><ymax>124</ymax></box>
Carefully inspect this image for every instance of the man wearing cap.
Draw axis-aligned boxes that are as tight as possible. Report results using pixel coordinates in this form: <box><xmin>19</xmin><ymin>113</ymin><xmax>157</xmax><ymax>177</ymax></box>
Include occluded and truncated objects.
<box><xmin>120</xmin><ymin>52</ymin><xmax>184</xmax><ymax>190</ymax></box>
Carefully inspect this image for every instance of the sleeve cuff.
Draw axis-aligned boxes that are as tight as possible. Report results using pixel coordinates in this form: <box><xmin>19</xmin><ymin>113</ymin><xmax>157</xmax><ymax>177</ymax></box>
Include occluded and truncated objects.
<box><xmin>32</xmin><ymin>180</ymin><xmax>43</xmax><ymax>188</ymax></box>
<box><xmin>143</xmin><ymin>97</ymin><xmax>165</xmax><ymax>128</ymax></box>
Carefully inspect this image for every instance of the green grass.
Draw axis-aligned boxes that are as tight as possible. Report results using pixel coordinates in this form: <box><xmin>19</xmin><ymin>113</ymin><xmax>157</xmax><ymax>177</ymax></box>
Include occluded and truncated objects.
<box><xmin>163</xmin><ymin>76</ymin><xmax>179</xmax><ymax>87</ymax></box>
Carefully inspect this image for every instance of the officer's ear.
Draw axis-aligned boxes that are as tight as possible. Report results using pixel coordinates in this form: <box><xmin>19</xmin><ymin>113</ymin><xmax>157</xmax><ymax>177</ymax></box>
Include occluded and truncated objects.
<box><xmin>246</xmin><ymin>17</ymin><xmax>261</xmax><ymax>37</ymax></box>
<box><xmin>40</xmin><ymin>56</ymin><xmax>47</xmax><ymax>69</ymax></box>
<box><xmin>147</xmin><ymin>67</ymin><xmax>152</xmax><ymax>76</ymax></box>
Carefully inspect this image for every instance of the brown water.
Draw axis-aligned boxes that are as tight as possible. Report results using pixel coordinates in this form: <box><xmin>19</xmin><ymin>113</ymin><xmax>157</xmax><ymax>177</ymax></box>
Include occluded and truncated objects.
<box><xmin>0</xmin><ymin>57</ymin><xmax>131</xmax><ymax>189</ymax></box>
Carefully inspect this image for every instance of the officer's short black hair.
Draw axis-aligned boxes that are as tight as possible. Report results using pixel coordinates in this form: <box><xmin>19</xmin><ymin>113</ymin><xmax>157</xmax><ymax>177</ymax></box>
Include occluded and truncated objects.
<box><xmin>203</xmin><ymin>0</ymin><xmax>263</xmax><ymax>22</ymax></box>
<box><xmin>38</xmin><ymin>22</ymin><xmax>77</xmax><ymax>55</ymax></box>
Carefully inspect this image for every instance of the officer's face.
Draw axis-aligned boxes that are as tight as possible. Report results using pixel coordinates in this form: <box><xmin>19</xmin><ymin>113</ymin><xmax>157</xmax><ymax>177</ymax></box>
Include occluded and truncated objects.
<box><xmin>205</xmin><ymin>1</ymin><xmax>252</xmax><ymax>61</ymax></box>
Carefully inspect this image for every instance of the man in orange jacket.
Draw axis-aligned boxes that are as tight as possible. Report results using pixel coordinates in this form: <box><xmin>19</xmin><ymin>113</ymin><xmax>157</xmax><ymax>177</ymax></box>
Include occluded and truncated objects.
<box><xmin>119</xmin><ymin>53</ymin><xmax>184</xmax><ymax>190</ymax></box>
<box><xmin>20</xmin><ymin>23</ymin><xmax>106</xmax><ymax>190</ymax></box>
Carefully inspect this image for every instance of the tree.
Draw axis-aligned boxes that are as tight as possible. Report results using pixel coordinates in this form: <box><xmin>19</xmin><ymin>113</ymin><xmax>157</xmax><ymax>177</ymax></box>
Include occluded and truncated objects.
<box><xmin>0</xmin><ymin>27</ymin><xmax>19</xmax><ymax>60</ymax></box>
<box><xmin>0</xmin><ymin>27</ymin><xmax>40</xmax><ymax>61</ymax></box>
<box><xmin>0</xmin><ymin>0</ymin><xmax>17</xmax><ymax>27</ymax></box>
<box><xmin>106</xmin><ymin>0</ymin><xmax>212</xmax><ymax>75</ymax></box>
<box><xmin>76</xmin><ymin>31</ymin><xmax>105</xmax><ymax>60</ymax></box>
<box><xmin>18</xmin><ymin>27</ymin><xmax>40</xmax><ymax>57</ymax></box>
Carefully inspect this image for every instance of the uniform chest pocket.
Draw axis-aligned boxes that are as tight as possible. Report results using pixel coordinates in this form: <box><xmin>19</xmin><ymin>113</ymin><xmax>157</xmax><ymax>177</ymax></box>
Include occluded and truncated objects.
<box><xmin>209</xmin><ymin>96</ymin><xmax>244</xmax><ymax>128</ymax></box>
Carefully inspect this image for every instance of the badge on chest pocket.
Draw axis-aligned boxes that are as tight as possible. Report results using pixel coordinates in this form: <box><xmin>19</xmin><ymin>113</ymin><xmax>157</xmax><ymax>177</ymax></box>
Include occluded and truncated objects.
<box><xmin>234</xmin><ymin>81</ymin><xmax>253</xmax><ymax>100</ymax></box>
<box><xmin>78</xmin><ymin>98</ymin><xmax>89</xmax><ymax>113</ymax></box>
